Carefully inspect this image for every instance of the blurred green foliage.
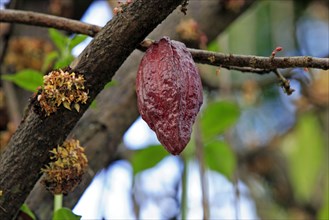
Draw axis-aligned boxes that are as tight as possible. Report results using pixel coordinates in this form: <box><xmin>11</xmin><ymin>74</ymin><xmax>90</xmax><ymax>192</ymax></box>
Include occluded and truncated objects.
<box><xmin>200</xmin><ymin>101</ymin><xmax>240</xmax><ymax>142</ymax></box>
<box><xmin>48</xmin><ymin>29</ymin><xmax>87</xmax><ymax>69</ymax></box>
<box><xmin>52</xmin><ymin>208</ymin><xmax>81</xmax><ymax>220</ymax></box>
<box><xmin>130</xmin><ymin>100</ymin><xmax>240</xmax><ymax>180</ymax></box>
<box><xmin>281</xmin><ymin>113</ymin><xmax>326</xmax><ymax>203</ymax></box>
<box><xmin>131</xmin><ymin>145</ymin><xmax>168</xmax><ymax>175</ymax></box>
<box><xmin>1</xmin><ymin>29</ymin><xmax>87</xmax><ymax>92</ymax></box>
<box><xmin>204</xmin><ymin>140</ymin><xmax>236</xmax><ymax>179</ymax></box>
<box><xmin>20</xmin><ymin>204</ymin><xmax>36</xmax><ymax>220</ymax></box>
<box><xmin>1</xmin><ymin>69</ymin><xmax>43</xmax><ymax>92</ymax></box>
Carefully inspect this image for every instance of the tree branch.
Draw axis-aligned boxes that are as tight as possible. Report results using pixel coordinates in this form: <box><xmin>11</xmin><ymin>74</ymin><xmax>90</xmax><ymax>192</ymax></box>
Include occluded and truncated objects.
<box><xmin>189</xmin><ymin>48</ymin><xmax>329</xmax><ymax>70</ymax></box>
<box><xmin>1</xmin><ymin>9</ymin><xmax>328</xmax><ymax>71</ymax></box>
<box><xmin>0</xmin><ymin>1</ymin><xmax>185</xmax><ymax>219</ymax></box>
<box><xmin>0</xmin><ymin>9</ymin><xmax>101</xmax><ymax>37</ymax></box>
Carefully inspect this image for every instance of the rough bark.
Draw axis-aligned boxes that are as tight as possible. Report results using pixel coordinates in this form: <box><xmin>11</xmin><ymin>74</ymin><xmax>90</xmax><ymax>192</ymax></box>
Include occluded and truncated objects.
<box><xmin>26</xmin><ymin>51</ymin><xmax>142</xmax><ymax>219</ymax></box>
<box><xmin>190</xmin><ymin>49</ymin><xmax>329</xmax><ymax>70</ymax></box>
<box><xmin>25</xmin><ymin>1</ymin><xmax>256</xmax><ymax>219</ymax></box>
<box><xmin>0</xmin><ymin>0</ymin><xmax>184</xmax><ymax>219</ymax></box>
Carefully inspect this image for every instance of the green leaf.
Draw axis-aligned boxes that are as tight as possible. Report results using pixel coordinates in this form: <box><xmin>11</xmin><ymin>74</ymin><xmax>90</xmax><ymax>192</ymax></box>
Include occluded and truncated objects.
<box><xmin>201</xmin><ymin>101</ymin><xmax>240</xmax><ymax>141</ymax></box>
<box><xmin>131</xmin><ymin>145</ymin><xmax>168</xmax><ymax>175</ymax></box>
<box><xmin>181</xmin><ymin>139</ymin><xmax>195</xmax><ymax>160</ymax></box>
<box><xmin>204</xmin><ymin>140</ymin><xmax>236</xmax><ymax>179</ymax></box>
<box><xmin>42</xmin><ymin>51</ymin><xmax>59</xmax><ymax>72</ymax></box>
<box><xmin>2</xmin><ymin>69</ymin><xmax>43</xmax><ymax>92</ymax></box>
<box><xmin>281</xmin><ymin>113</ymin><xmax>326</xmax><ymax>202</ymax></box>
<box><xmin>68</xmin><ymin>35</ymin><xmax>88</xmax><ymax>50</ymax></box>
<box><xmin>207</xmin><ymin>40</ymin><xmax>220</xmax><ymax>52</ymax></box>
<box><xmin>20</xmin><ymin>204</ymin><xmax>36</xmax><ymax>220</ymax></box>
<box><xmin>54</xmin><ymin>55</ymin><xmax>74</xmax><ymax>69</ymax></box>
<box><xmin>90</xmin><ymin>100</ymin><xmax>97</xmax><ymax>109</ymax></box>
<box><xmin>49</xmin><ymin>29</ymin><xmax>68</xmax><ymax>52</ymax></box>
<box><xmin>318</xmin><ymin>180</ymin><xmax>329</xmax><ymax>220</ymax></box>
<box><xmin>104</xmin><ymin>80</ymin><xmax>117</xmax><ymax>89</ymax></box>
<box><xmin>53</xmin><ymin>208</ymin><xmax>81</xmax><ymax>220</ymax></box>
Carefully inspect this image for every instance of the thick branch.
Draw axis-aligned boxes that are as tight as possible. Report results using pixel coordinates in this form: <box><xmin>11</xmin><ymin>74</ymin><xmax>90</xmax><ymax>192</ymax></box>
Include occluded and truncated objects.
<box><xmin>1</xmin><ymin>9</ymin><xmax>328</xmax><ymax>71</ymax></box>
<box><xmin>0</xmin><ymin>1</ymin><xmax>184</xmax><ymax>219</ymax></box>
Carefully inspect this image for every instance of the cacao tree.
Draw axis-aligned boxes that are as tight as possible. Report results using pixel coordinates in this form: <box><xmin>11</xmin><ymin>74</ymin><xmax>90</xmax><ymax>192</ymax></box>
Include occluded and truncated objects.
<box><xmin>0</xmin><ymin>0</ymin><xmax>328</xmax><ymax>219</ymax></box>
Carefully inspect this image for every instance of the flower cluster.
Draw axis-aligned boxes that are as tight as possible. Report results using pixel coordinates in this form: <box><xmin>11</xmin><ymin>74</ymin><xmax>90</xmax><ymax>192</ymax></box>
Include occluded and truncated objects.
<box><xmin>37</xmin><ymin>69</ymin><xmax>88</xmax><ymax>116</ymax></box>
<box><xmin>41</xmin><ymin>139</ymin><xmax>88</xmax><ymax>195</ymax></box>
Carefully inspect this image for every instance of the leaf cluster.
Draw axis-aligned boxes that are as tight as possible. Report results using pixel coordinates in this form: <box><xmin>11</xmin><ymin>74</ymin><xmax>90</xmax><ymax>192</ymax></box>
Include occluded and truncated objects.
<box><xmin>130</xmin><ymin>100</ymin><xmax>240</xmax><ymax>180</ymax></box>
<box><xmin>1</xmin><ymin>29</ymin><xmax>87</xmax><ymax>92</ymax></box>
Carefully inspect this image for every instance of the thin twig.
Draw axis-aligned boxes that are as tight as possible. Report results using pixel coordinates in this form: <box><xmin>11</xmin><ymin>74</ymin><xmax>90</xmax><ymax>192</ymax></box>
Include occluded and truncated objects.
<box><xmin>0</xmin><ymin>205</ymin><xmax>6</xmax><ymax>212</ymax></box>
<box><xmin>0</xmin><ymin>9</ymin><xmax>101</xmax><ymax>37</ymax></box>
<box><xmin>233</xmin><ymin>172</ymin><xmax>240</xmax><ymax>220</ymax></box>
<box><xmin>194</xmin><ymin>117</ymin><xmax>209</xmax><ymax>220</ymax></box>
<box><xmin>220</xmin><ymin>66</ymin><xmax>272</xmax><ymax>74</ymax></box>
<box><xmin>273</xmin><ymin>69</ymin><xmax>295</xmax><ymax>95</ymax></box>
<box><xmin>189</xmin><ymin>48</ymin><xmax>329</xmax><ymax>71</ymax></box>
<box><xmin>1</xmin><ymin>9</ymin><xmax>328</xmax><ymax>72</ymax></box>
<box><xmin>181</xmin><ymin>156</ymin><xmax>188</xmax><ymax>220</ymax></box>
<box><xmin>180</xmin><ymin>0</ymin><xmax>189</xmax><ymax>15</ymax></box>
<box><xmin>132</xmin><ymin>179</ymin><xmax>140</xmax><ymax>219</ymax></box>
<box><xmin>0</xmin><ymin>2</ymin><xmax>22</xmax><ymax>128</ymax></box>
<box><xmin>0</xmin><ymin>0</ymin><xmax>19</xmax><ymax>71</ymax></box>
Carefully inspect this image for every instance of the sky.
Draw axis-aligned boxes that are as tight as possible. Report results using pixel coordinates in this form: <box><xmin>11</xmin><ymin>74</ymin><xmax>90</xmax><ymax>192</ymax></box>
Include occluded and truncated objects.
<box><xmin>0</xmin><ymin>0</ymin><xmax>10</xmax><ymax>10</ymax></box>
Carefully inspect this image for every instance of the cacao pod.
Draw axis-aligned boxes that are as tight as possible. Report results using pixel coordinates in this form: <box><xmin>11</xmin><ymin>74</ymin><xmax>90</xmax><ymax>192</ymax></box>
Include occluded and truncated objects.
<box><xmin>136</xmin><ymin>37</ymin><xmax>203</xmax><ymax>155</ymax></box>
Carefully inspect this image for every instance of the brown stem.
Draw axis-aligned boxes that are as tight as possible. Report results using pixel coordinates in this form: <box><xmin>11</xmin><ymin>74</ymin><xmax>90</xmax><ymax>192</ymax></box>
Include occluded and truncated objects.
<box><xmin>273</xmin><ymin>69</ymin><xmax>295</xmax><ymax>95</ymax></box>
<box><xmin>0</xmin><ymin>0</ymin><xmax>19</xmax><ymax>66</ymax></box>
<box><xmin>0</xmin><ymin>2</ymin><xmax>21</xmax><ymax>126</ymax></box>
<box><xmin>0</xmin><ymin>9</ymin><xmax>101</xmax><ymax>37</ymax></box>
<box><xmin>1</xmin><ymin>9</ymin><xmax>328</xmax><ymax>71</ymax></box>
<box><xmin>189</xmin><ymin>49</ymin><xmax>329</xmax><ymax>71</ymax></box>
<box><xmin>194</xmin><ymin>117</ymin><xmax>209</xmax><ymax>220</ymax></box>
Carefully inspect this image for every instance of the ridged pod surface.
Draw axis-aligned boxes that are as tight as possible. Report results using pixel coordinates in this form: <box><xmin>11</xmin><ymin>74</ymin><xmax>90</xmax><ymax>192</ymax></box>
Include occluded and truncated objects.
<box><xmin>136</xmin><ymin>37</ymin><xmax>203</xmax><ymax>155</ymax></box>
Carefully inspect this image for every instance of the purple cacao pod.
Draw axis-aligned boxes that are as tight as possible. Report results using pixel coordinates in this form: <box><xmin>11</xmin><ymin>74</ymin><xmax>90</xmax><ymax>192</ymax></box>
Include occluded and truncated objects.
<box><xmin>136</xmin><ymin>37</ymin><xmax>203</xmax><ymax>155</ymax></box>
